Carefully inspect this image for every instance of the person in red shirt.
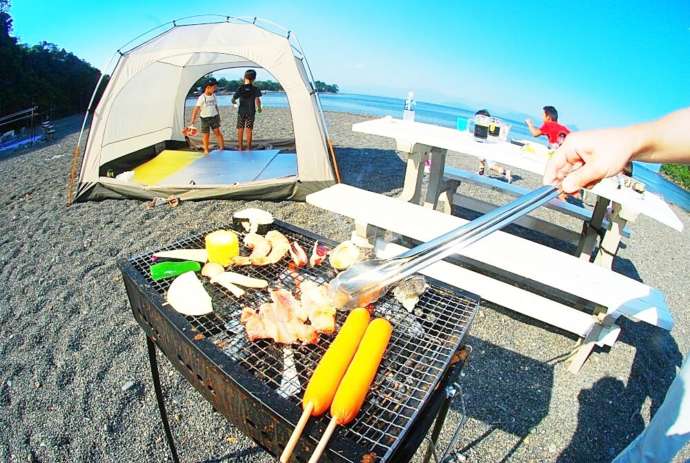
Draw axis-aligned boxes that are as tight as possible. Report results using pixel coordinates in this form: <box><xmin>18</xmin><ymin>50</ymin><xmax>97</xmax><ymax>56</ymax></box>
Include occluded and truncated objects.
<box><xmin>525</xmin><ymin>106</ymin><xmax>570</xmax><ymax>148</ymax></box>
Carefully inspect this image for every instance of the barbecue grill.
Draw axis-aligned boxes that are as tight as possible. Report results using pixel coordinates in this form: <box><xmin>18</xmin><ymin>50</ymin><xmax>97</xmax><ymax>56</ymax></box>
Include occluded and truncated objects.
<box><xmin>119</xmin><ymin>221</ymin><xmax>479</xmax><ymax>462</ymax></box>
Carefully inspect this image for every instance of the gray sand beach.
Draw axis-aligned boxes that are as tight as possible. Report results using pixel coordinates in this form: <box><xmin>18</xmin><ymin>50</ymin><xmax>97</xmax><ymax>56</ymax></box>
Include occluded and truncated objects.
<box><xmin>1</xmin><ymin>108</ymin><xmax>689</xmax><ymax>462</ymax></box>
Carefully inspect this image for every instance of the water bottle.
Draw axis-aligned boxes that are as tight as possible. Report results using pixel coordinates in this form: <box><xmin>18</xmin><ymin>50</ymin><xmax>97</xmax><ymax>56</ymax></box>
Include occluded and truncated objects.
<box><xmin>403</xmin><ymin>91</ymin><xmax>416</xmax><ymax>121</ymax></box>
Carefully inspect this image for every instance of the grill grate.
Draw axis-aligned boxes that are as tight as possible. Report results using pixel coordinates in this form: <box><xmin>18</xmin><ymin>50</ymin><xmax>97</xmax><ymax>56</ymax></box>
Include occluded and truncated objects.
<box><xmin>128</xmin><ymin>222</ymin><xmax>477</xmax><ymax>460</ymax></box>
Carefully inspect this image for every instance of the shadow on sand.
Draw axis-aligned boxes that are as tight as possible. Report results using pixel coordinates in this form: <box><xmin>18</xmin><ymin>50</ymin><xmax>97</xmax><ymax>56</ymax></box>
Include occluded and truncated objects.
<box><xmin>557</xmin><ymin>321</ymin><xmax>682</xmax><ymax>462</ymax></box>
<box><xmin>330</xmin><ymin>151</ymin><xmax>682</xmax><ymax>462</ymax></box>
<box><xmin>335</xmin><ymin>147</ymin><xmax>406</xmax><ymax>194</ymax></box>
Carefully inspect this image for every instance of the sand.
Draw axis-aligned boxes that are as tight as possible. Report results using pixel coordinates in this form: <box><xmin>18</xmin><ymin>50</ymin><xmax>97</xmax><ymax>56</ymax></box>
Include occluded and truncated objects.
<box><xmin>1</xmin><ymin>109</ymin><xmax>689</xmax><ymax>462</ymax></box>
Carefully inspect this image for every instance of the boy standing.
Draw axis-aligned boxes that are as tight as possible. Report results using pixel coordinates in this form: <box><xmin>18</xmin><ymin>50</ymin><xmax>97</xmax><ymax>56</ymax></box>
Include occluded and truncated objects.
<box><xmin>232</xmin><ymin>69</ymin><xmax>262</xmax><ymax>150</ymax></box>
<box><xmin>190</xmin><ymin>77</ymin><xmax>224</xmax><ymax>154</ymax></box>
<box><xmin>526</xmin><ymin>105</ymin><xmax>570</xmax><ymax>148</ymax></box>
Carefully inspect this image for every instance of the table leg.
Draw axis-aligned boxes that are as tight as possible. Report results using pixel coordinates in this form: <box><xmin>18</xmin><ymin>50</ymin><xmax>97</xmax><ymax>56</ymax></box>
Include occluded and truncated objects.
<box><xmin>423</xmin><ymin>147</ymin><xmax>448</xmax><ymax>210</ymax></box>
<box><xmin>567</xmin><ymin>323</ymin><xmax>604</xmax><ymax>374</ymax></box>
<box><xmin>146</xmin><ymin>336</ymin><xmax>180</xmax><ymax>463</ymax></box>
<box><xmin>398</xmin><ymin>146</ymin><xmax>428</xmax><ymax>205</ymax></box>
<box><xmin>576</xmin><ymin>195</ymin><xmax>609</xmax><ymax>261</ymax></box>
<box><xmin>594</xmin><ymin>202</ymin><xmax>632</xmax><ymax>268</ymax></box>
<box><xmin>437</xmin><ymin>180</ymin><xmax>461</xmax><ymax>215</ymax></box>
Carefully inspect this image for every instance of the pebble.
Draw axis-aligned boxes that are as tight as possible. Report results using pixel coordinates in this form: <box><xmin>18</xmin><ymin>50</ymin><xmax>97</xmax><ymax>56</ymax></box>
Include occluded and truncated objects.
<box><xmin>1</xmin><ymin>111</ymin><xmax>688</xmax><ymax>463</ymax></box>
<box><xmin>121</xmin><ymin>381</ymin><xmax>135</xmax><ymax>392</ymax></box>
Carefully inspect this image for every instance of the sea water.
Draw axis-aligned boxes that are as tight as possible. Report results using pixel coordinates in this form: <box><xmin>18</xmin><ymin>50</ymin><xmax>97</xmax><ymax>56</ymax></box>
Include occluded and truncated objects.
<box><xmin>187</xmin><ymin>93</ymin><xmax>690</xmax><ymax>211</ymax></box>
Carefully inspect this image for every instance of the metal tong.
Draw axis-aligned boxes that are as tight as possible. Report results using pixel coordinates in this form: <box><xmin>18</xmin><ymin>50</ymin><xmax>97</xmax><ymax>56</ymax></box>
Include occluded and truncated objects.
<box><xmin>329</xmin><ymin>184</ymin><xmax>560</xmax><ymax>309</ymax></box>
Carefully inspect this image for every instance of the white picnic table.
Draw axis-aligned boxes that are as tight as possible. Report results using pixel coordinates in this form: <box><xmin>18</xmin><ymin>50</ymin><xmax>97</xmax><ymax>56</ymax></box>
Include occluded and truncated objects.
<box><xmin>352</xmin><ymin>116</ymin><xmax>683</xmax><ymax>267</ymax></box>
<box><xmin>307</xmin><ymin>184</ymin><xmax>674</xmax><ymax>373</ymax></box>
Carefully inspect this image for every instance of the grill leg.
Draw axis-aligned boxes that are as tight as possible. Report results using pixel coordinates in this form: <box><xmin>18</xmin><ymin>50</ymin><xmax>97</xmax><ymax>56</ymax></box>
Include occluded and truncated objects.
<box><xmin>423</xmin><ymin>396</ymin><xmax>453</xmax><ymax>463</ymax></box>
<box><xmin>146</xmin><ymin>336</ymin><xmax>180</xmax><ymax>463</ymax></box>
<box><xmin>423</xmin><ymin>346</ymin><xmax>472</xmax><ymax>463</ymax></box>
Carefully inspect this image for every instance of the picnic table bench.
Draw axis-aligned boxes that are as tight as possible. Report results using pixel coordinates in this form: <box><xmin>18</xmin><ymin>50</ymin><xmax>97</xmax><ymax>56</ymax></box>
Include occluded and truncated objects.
<box><xmin>307</xmin><ymin>184</ymin><xmax>673</xmax><ymax>373</ymax></box>
<box><xmin>442</xmin><ymin>166</ymin><xmax>631</xmax><ymax>249</ymax></box>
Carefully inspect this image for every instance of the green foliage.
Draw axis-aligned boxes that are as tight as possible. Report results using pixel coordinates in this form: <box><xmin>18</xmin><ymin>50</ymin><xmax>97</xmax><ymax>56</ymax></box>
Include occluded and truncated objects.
<box><xmin>661</xmin><ymin>164</ymin><xmax>690</xmax><ymax>190</ymax></box>
<box><xmin>1</xmin><ymin>0</ymin><xmax>13</xmax><ymax>40</ymax></box>
<box><xmin>314</xmin><ymin>80</ymin><xmax>339</xmax><ymax>93</ymax></box>
<box><xmin>0</xmin><ymin>1</ymin><xmax>105</xmax><ymax>119</ymax></box>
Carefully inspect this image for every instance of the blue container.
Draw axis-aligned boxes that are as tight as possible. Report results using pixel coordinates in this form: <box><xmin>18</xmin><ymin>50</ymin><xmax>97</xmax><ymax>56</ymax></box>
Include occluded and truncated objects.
<box><xmin>456</xmin><ymin>116</ymin><xmax>469</xmax><ymax>131</ymax></box>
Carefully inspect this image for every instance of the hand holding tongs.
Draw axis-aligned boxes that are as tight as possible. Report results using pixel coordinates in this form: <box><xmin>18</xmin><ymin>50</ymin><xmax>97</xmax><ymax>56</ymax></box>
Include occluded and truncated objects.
<box><xmin>329</xmin><ymin>184</ymin><xmax>561</xmax><ymax>309</ymax></box>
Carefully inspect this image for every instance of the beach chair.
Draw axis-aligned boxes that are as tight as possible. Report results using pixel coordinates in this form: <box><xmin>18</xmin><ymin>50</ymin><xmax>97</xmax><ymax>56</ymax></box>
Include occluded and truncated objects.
<box><xmin>41</xmin><ymin>121</ymin><xmax>56</xmax><ymax>141</ymax></box>
<box><xmin>307</xmin><ymin>184</ymin><xmax>673</xmax><ymax>373</ymax></box>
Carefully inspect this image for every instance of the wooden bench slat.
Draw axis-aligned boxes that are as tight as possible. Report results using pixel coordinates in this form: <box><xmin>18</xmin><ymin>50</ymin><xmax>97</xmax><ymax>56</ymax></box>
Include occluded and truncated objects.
<box><xmin>376</xmin><ymin>241</ymin><xmax>599</xmax><ymax>339</ymax></box>
<box><xmin>444</xmin><ymin>166</ymin><xmax>592</xmax><ymax>221</ymax></box>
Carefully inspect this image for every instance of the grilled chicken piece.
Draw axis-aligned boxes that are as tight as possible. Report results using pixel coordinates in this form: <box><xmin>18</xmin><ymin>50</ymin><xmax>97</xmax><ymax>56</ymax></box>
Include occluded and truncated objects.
<box><xmin>309</xmin><ymin>241</ymin><xmax>329</xmax><ymax>267</ymax></box>
<box><xmin>270</xmin><ymin>288</ymin><xmax>309</xmax><ymax>322</ymax></box>
<box><xmin>299</xmin><ymin>281</ymin><xmax>337</xmax><ymax>334</ymax></box>
<box><xmin>251</xmin><ymin>231</ymin><xmax>290</xmax><ymax>266</ymax></box>
<box><xmin>245</xmin><ymin>233</ymin><xmax>271</xmax><ymax>259</ymax></box>
<box><xmin>241</xmin><ymin>289</ymin><xmax>318</xmax><ymax>344</ymax></box>
<box><xmin>289</xmin><ymin>241</ymin><xmax>308</xmax><ymax>268</ymax></box>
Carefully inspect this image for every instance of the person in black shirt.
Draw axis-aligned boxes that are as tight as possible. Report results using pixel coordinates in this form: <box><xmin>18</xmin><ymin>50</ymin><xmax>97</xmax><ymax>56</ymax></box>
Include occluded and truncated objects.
<box><xmin>232</xmin><ymin>69</ymin><xmax>263</xmax><ymax>150</ymax></box>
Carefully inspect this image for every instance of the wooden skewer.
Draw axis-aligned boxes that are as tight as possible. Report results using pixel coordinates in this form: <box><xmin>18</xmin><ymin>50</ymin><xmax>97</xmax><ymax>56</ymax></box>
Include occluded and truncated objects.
<box><xmin>280</xmin><ymin>402</ymin><xmax>314</xmax><ymax>463</ymax></box>
<box><xmin>307</xmin><ymin>417</ymin><xmax>338</xmax><ymax>463</ymax></box>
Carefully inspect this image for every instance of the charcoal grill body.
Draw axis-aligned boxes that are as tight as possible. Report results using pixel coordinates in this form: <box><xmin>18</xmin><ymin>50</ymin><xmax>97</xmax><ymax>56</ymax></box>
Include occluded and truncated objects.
<box><xmin>119</xmin><ymin>221</ymin><xmax>479</xmax><ymax>462</ymax></box>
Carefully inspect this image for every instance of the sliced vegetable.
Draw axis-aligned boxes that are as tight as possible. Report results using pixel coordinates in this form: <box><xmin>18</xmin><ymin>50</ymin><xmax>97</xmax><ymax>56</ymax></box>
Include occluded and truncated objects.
<box><xmin>150</xmin><ymin>261</ymin><xmax>200</xmax><ymax>281</ymax></box>
<box><xmin>201</xmin><ymin>262</ymin><xmax>224</xmax><ymax>278</ymax></box>
<box><xmin>205</xmin><ymin>230</ymin><xmax>240</xmax><ymax>266</ymax></box>
<box><xmin>303</xmin><ymin>308</ymin><xmax>371</xmax><ymax>415</ymax></box>
<box><xmin>330</xmin><ymin>318</ymin><xmax>392</xmax><ymax>425</ymax></box>
<box><xmin>166</xmin><ymin>272</ymin><xmax>213</xmax><ymax>315</ymax></box>
<box><xmin>213</xmin><ymin>278</ymin><xmax>245</xmax><ymax>298</ymax></box>
<box><xmin>279</xmin><ymin>308</ymin><xmax>370</xmax><ymax>463</ymax></box>
<box><xmin>211</xmin><ymin>271</ymin><xmax>268</xmax><ymax>289</ymax></box>
<box><xmin>154</xmin><ymin>249</ymin><xmax>208</xmax><ymax>263</ymax></box>
<box><xmin>233</xmin><ymin>208</ymin><xmax>274</xmax><ymax>234</ymax></box>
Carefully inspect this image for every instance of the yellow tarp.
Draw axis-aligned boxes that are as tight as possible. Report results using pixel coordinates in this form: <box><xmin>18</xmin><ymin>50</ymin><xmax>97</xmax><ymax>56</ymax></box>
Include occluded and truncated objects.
<box><xmin>133</xmin><ymin>150</ymin><xmax>204</xmax><ymax>185</ymax></box>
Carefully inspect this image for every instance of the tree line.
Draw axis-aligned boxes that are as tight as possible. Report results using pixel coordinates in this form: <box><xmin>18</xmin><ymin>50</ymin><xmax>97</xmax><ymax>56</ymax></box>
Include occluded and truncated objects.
<box><xmin>0</xmin><ymin>0</ymin><xmax>105</xmax><ymax>123</ymax></box>
<box><xmin>189</xmin><ymin>76</ymin><xmax>339</xmax><ymax>95</ymax></box>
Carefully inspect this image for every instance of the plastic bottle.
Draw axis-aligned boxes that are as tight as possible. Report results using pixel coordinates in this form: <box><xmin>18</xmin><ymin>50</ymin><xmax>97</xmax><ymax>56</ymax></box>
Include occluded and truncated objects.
<box><xmin>150</xmin><ymin>261</ymin><xmax>201</xmax><ymax>281</ymax></box>
<box><xmin>403</xmin><ymin>91</ymin><xmax>416</xmax><ymax>121</ymax></box>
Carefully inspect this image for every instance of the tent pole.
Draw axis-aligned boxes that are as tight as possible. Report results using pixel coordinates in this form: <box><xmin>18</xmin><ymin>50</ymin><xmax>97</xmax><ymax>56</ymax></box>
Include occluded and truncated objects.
<box><xmin>65</xmin><ymin>145</ymin><xmax>81</xmax><ymax>206</ymax></box>
<box><xmin>327</xmin><ymin>137</ymin><xmax>342</xmax><ymax>184</ymax></box>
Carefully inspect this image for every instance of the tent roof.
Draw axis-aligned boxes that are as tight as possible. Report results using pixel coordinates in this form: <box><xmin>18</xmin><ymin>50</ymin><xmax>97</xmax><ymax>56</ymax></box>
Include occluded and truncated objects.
<box><xmin>72</xmin><ymin>17</ymin><xmax>338</xmax><ymax>203</ymax></box>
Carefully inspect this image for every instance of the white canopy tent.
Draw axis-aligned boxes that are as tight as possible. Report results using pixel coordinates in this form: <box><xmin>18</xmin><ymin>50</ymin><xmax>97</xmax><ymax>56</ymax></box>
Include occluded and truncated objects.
<box><xmin>69</xmin><ymin>16</ymin><xmax>338</xmax><ymax>203</ymax></box>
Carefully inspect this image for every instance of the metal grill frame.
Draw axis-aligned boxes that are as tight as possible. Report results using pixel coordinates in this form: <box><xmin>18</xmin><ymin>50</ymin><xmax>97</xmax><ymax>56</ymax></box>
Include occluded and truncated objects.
<box><xmin>119</xmin><ymin>220</ymin><xmax>479</xmax><ymax>462</ymax></box>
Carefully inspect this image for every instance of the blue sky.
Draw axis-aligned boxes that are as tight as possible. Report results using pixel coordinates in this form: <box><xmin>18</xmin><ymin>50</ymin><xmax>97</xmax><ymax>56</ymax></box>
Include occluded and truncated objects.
<box><xmin>9</xmin><ymin>0</ymin><xmax>690</xmax><ymax>129</ymax></box>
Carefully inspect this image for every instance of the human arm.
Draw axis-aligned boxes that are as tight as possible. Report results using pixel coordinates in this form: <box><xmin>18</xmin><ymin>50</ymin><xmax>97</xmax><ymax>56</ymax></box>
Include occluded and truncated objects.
<box><xmin>190</xmin><ymin>105</ymin><xmax>200</xmax><ymax>125</ymax></box>
<box><xmin>191</xmin><ymin>94</ymin><xmax>204</xmax><ymax>124</ymax></box>
<box><xmin>255</xmin><ymin>88</ymin><xmax>262</xmax><ymax>113</ymax></box>
<box><xmin>544</xmin><ymin>107</ymin><xmax>690</xmax><ymax>193</ymax></box>
<box><xmin>525</xmin><ymin>118</ymin><xmax>542</xmax><ymax>137</ymax></box>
